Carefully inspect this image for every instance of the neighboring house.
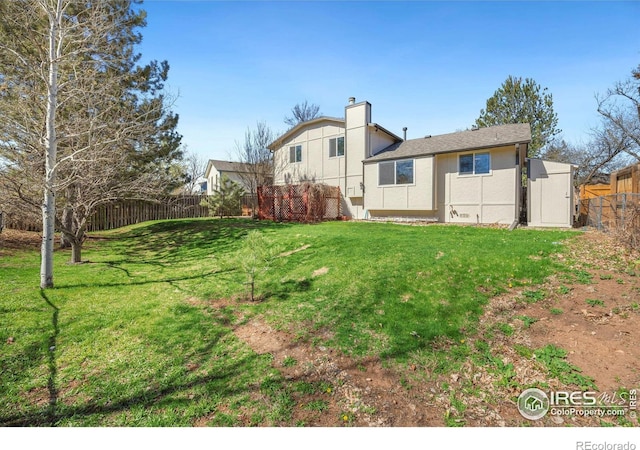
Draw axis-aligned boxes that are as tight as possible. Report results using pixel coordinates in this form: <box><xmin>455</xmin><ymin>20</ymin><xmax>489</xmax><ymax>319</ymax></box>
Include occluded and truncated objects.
<box><xmin>204</xmin><ymin>160</ymin><xmax>253</xmax><ymax>195</ymax></box>
<box><xmin>190</xmin><ymin>177</ymin><xmax>207</xmax><ymax>194</ymax></box>
<box><xmin>269</xmin><ymin>97</ymin><xmax>575</xmax><ymax>227</ymax></box>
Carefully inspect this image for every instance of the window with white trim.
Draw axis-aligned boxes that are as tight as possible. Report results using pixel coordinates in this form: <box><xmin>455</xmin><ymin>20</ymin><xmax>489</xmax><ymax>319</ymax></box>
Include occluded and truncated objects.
<box><xmin>328</xmin><ymin>136</ymin><xmax>344</xmax><ymax>158</ymax></box>
<box><xmin>459</xmin><ymin>152</ymin><xmax>490</xmax><ymax>175</ymax></box>
<box><xmin>379</xmin><ymin>159</ymin><xmax>414</xmax><ymax>185</ymax></box>
<box><xmin>289</xmin><ymin>145</ymin><xmax>302</xmax><ymax>163</ymax></box>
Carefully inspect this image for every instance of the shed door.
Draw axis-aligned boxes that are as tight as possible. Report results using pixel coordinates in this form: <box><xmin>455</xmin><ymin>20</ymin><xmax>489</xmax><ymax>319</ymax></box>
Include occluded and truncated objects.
<box><xmin>528</xmin><ymin>159</ymin><xmax>573</xmax><ymax>227</ymax></box>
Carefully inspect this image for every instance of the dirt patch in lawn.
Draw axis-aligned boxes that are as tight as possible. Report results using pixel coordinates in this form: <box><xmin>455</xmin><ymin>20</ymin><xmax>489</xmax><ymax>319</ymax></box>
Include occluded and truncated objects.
<box><xmin>234</xmin><ymin>319</ymin><xmax>443</xmax><ymax>426</ymax></box>
<box><xmin>230</xmin><ymin>230</ymin><xmax>639</xmax><ymax>427</ymax></box>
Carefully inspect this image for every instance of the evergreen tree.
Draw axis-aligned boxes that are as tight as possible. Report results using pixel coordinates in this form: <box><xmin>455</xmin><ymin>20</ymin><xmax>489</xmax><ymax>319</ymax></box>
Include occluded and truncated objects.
<box><xmin>476</xmin><ymin>76</ymin><xmax>561</xmax><ymax>157</ymax></box>
<box><xmin>201</xmin><ymin>175</ymin><xmax>244</xmax><ymax>218</ymax></box>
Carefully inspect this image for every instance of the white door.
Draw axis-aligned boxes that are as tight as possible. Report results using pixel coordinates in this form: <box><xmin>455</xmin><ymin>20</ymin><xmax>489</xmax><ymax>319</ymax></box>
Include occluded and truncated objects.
<box><xmin>528</xmin><ymin>159</ymin><xmax>574</xmax><ymax>227</ymax></box>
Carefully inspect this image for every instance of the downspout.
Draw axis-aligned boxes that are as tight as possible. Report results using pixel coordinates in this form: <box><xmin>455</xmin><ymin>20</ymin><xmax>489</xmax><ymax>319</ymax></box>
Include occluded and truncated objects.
<box><xmin>344</xmin><ymin>109</ymin><xmax>348</xmax><ymax>216</ymax></box>
<box><xmin>344</xmin><ymin>98</ymin><xmax>357</xmax><ymax>211</ymax></box>
<box><xmin>344</xmin><ymin>128</ymin><xmax>348</xmax><ymax>209</ymax></box>
<box><xmin>362</xmin><ymin>164</ymin><xmax>366</xmax><ymax>219</ymax></box>
<box><xmin>510</xmin><ymin>143</ymin><xmax>520</xmax><ymax>231</ymax></box>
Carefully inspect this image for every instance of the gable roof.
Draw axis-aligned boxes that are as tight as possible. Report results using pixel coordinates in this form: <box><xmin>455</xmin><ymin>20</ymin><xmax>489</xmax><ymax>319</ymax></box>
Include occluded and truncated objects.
<box><xmin>268</xmin><ymin>116</ymin><xmax>345</xmax><ymax>150</ymax></box>
<box><xmin>205</xmin><ymin>159</ymin><xmax>253</xmax><ymax>178</ymax></box>
<box><xmin>364</xmin><ymin>123</ymin><xmax>531</xmax><ymax>163</ymax></box>
<box><xmin>368</xmin><ymin>122</ymin><xmax>403</xmax><ymax>143</ymax></box>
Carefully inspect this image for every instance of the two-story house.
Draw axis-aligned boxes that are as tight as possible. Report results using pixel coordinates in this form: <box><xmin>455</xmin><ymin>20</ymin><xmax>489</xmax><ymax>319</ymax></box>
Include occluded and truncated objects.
<box><xmin>204</xmin><ymin>159</ymin><xmax>253</xmax><ymax>196</ymax></box>
<box><xmin>268</xmin><ymin>98</ymin><xmax>575</xmax><ymax>227</ymax></box>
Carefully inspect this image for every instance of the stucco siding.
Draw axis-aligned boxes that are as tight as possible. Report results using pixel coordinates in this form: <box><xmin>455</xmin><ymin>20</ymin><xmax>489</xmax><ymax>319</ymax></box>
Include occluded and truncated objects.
<box><xmin>364</xmin><ymin>156</ymin><xmax>434</xmax><ymax>211</ymax></box>
<box><xmin>437</xmin><ymin>146</ymin><xmax>518</xmax><ymax>224</ymax></box>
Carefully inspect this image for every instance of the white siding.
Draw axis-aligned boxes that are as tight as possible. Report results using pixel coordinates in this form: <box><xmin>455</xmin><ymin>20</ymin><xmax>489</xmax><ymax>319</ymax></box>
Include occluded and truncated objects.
<box><xmin>206</xmin><ymin>167</ymin><xmax>250</xmax><ymax>195</ymax></box>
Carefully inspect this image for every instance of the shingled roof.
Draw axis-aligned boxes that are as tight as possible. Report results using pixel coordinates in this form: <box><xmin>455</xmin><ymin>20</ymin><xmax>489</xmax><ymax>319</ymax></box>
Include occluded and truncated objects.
<box><xmin>364</xmin><ymin>123</ymin><xmax>531</xmax><ymax>163</ymax></box>
<box><xmin>206</xmin><ymin>159</ymin><xmax>253</xmax><ymax>174</ymax></box>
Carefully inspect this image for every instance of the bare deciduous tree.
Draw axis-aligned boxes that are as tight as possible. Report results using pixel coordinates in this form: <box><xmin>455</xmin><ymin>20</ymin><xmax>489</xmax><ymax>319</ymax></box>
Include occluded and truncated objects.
<box><xmin>596</xmin><ymin>64</ymin><xmax>640</xmax><ymax>161</ymax></box>
<box><xmin>283</xmin><ymin>100</ymin><xmax>321</xmax><ymax>128</ymax></box>
<box><xmin>543</xmin><ymin>131</ymin><xmax>632</xmax><ymax>187</ymax></box>
<box><xmin>179</xmin><ymin>148</ymin><xmax>208</xmax><ymax>194</ymax></box>
<box><xmin>233</xmin><ymin>121</ymin><xmax>277</xmax><ymax>216</ymax></box>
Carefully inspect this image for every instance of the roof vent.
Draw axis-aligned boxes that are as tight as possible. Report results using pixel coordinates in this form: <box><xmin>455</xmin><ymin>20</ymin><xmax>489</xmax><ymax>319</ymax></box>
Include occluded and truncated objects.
<box><xmin>424</xmin><ymin>135</ymin><xmax>432</xmax><ymax>139</ymax></box>
<box><xmin>471</xmin><ymin>124</ymin><xmax>479</xmax><ymax>131</ymax></box>
<box><xmin>402</xmin><ymin>127</ymin><xmax>407</xmax><ymax>140</ymax></box>
<box><xmin>348</xmin><ymin>97</ymin><xmax>355</xmax><ymax>105</ymax></box>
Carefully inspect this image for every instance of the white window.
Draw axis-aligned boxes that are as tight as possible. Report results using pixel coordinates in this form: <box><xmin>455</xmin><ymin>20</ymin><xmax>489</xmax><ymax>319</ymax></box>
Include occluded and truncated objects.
<box><xmin>289</xmin><ymin>145</ymin><xmax>302</xmax><ymax>163</ymax></box>
<box><xmin>329</xmin><ymin>136</ymin><xmax>344</xmax><ymax>158</ymax></box>
<box><xmin>379</xmin><ymin>159</ymin><xmax>414</xmax><ymax>185</ymax></box>
<box><xmin>459</xmin><ymin>152</ymin><xmax>490</xmax><ymax>175</ymax></box>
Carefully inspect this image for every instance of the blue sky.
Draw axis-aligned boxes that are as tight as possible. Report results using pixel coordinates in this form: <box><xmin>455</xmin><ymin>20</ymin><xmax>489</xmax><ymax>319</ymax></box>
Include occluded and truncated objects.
<box><xmin>136</xmin><ymin>1</ymin><xmax>640</xmax><ymax>161</ymax></box>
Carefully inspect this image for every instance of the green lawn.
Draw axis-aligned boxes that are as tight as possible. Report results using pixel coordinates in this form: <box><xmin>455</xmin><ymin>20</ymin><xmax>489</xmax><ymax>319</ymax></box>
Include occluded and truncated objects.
<box><xmin>0</xmin><ymin>218</ymin><xmax>574</xmax><ymax>426</ymax></box>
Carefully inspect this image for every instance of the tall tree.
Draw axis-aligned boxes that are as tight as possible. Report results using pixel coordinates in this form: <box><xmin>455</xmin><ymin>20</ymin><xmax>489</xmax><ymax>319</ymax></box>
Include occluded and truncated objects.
<box><xmin>284</xmin><ymin>100</ymin><xmax>321</xmax><ymax>128</ymax></box>
<box><xmin>0</xmin><ymin>0</ymin><xmax>182</xmax><ymax>283</ymax></box>
<box><xmin>233</xmin><ymin>121</ymin><xmax>275</xmax><ymax>216</ymax></box>
<box><xmin>476</xmin><ymin>76</ymin><xmax>561</xmax><ymax>157</ymax></box>
<box><xmin>596</xmin><ymin>64</ymin><xmax>640</xmax><ymax>161</ymax></box>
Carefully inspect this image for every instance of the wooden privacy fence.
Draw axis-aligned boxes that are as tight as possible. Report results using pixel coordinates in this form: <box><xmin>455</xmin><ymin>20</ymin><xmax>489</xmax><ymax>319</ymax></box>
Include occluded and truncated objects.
<box><xmin>257</xmin><ymin>184</ymin><xmax>341</xmax><ymax>222</ymax></box>
<box><xmin>580</xmin><ymin>193</ymin><xmax>640</xmax><ymax>231</ymax></box>
<box><xmin>1</xmin><ymin>211</ymin><xmax>41</xmax><ymax>232</ymax></box>
<box><xmin>578</xmin><ymin>184</ymin><xmax>611</xmax><ymax>217</ymax></box>
<box><xmin>86</xmin><ymin>196</ymin><xmax>209</xmax><ymax>231</ymax></box>
<box><xmin>2</xmin><ymin>194</ymin><xmax>260</xmax><ymax>233</ymax></box>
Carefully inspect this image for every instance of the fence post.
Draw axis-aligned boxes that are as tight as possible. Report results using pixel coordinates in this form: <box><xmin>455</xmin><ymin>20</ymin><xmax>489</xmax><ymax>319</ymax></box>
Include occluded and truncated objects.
<box><xmin>597</xmin><ymin>196</ymin><xmax>603</xmax><ymax>231</ymax></box>
<box><xmin>622</xmin><ymin>193</ymin><xmax>626</xmax><ymax>230</ymax></box>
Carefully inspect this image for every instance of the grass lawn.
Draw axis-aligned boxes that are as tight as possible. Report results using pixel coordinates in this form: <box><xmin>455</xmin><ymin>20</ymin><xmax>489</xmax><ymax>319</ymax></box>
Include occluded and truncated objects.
<box><xmin>0</xmin><ymin>218</ymin><xmax>575</xmax><ymax>426</ymax></box>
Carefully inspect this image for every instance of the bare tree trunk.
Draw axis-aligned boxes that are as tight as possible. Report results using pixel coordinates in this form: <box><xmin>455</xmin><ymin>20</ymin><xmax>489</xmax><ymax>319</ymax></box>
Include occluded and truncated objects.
<box><xmin>40</xmin><ymin>0</ymin><xmax>62</xmax><ymax>289</ymax></box>
<box><xmin>41</xmin><ymin>185</ymin><xmax>56</xmax><ymax>288</ymax></box>
<box><xmin>60</xmin><ymin>202</ymin><xmax>73</xmax><ymax>248</ymax></box>
<box><xmin>70</xmin><ymin>238</ymin><xmax>82</xmax><ymax>264</ymax></box>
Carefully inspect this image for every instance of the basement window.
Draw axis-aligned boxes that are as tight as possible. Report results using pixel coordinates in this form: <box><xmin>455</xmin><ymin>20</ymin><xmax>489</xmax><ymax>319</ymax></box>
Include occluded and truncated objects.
<box><xmin>289</xmin><ymin>145</ymin><xmax>302</xmax><ymax>163</ymax></box>
<box><xmin>459</xmin><ymin>152</ymin><xmax>490</xmax><ymax>175</ymax></box>
<box><xmin>379</xmin><ymin>159</ymin><xmax>414</xmax><ymax>185</ymax></box>
<box><xmin>328</xmin><ymin>136</ymin><xmax>344</xmax><ymax>158</ymax></box>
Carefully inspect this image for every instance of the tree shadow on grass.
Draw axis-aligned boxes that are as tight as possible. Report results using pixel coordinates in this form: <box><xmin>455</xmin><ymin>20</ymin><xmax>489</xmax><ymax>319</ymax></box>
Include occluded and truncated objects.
<box><xmin>0</xmin><ymin>353</ymin><xmax>263</xmax><ymax>426</ymax></box>
<box><xmin>0</xmin><ymin>294</ymin><xmax>268</xmax><ymax>427</ymax></box>
<box><xmin>262</xmin><ymin>277</ymin><xmax>313</xmax><ymax>301</ymax></box>
<box><xmin>57</xmin><ymin>266</ymin><xmax>237</xmax><ymax>290</ymax></box>
<box><xmin>39</xmin><ymin>290</ymin><xmax>59</xmax><ymax>426</ymax></box>
<box><xmin>100</xmin><ymin>218</ymin><xmax>293</xmax><ymax>265</ymax></box>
